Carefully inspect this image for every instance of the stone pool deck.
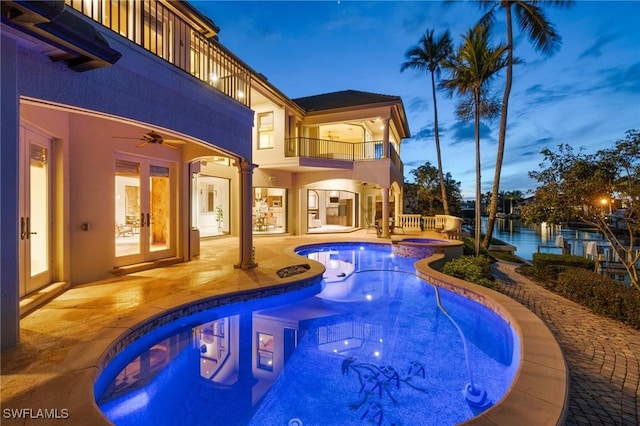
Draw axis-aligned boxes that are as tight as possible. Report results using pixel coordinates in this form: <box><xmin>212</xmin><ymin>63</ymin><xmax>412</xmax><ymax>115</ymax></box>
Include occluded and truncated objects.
<box><xmin>0</xmin><ymin>230</ymin><xmax>629</xmax><ymax>424</ymax></box>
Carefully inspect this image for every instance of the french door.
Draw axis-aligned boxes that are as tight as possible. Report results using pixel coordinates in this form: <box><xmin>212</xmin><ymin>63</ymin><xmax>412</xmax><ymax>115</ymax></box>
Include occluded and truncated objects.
<box><xmin>115</xmin><ymin>155</ymin><xmax>175</xmax><ymax>266</ymax></box>
<box><xmin>19</xmin><ymin>126</ymin><xmax>52</xmax><ymax>297</ymax></box>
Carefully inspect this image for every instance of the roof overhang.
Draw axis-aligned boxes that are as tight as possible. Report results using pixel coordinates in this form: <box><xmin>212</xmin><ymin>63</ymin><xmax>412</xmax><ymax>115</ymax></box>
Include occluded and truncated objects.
<box><xmin>1</xmin><ymin>0</ymin><xmax>122</xmax><ymax>71</ymax></box>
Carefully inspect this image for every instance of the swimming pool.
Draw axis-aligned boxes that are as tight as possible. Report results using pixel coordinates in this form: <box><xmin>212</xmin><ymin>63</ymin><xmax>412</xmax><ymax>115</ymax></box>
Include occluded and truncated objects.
<box><xmin>95</xmin><ymin>242</ymin><xmax>519</xmax><ymax>425</ymax></box>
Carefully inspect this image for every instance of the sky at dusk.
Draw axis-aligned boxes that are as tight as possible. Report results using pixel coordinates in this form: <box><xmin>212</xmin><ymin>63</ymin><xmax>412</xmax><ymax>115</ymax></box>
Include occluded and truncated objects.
<box><xmin>192</xmin><ymin>0</ymin><xmax>640</xmax><ymax>199</ymax></box>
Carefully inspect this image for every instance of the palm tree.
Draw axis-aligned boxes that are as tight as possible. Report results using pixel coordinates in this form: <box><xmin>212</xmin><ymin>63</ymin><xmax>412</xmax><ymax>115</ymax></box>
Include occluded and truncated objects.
<box><xmin>478</xmin><ymin>0</ymin><xmax>573</xmax><ymax>249</ymax></box>
<box><xmin>440</xmin><ymin>24</ymin><xmax>508</xmax><ymax>256</ymax></box>
<box><xmin>401</xmin><ymin>29</ymin><xmax>453</xmax><ymax>215</ymax></box>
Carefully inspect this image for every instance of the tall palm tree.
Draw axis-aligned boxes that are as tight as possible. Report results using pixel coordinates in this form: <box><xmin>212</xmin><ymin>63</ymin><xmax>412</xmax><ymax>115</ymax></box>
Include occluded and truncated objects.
<box><xmin>478</xmin><ymin>0</ymin><xmax>573</xmax><ymax>249</ymax></box>
<box><xmin>440</xmin><ymin>24</ymin><xmax>508</xmax><ymax>256</ymax></box>
<box><xmin>401</xmin><ymin>29</ymin><xmax>453</xmax><ymax>215</ymax></box>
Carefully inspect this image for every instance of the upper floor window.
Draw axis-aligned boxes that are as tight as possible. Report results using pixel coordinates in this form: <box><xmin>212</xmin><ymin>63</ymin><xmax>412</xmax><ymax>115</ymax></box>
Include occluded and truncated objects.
<box><xmin>257</xmin><ymin>112</ymin><xmax>274</xmax><ymax>149</ymax></box>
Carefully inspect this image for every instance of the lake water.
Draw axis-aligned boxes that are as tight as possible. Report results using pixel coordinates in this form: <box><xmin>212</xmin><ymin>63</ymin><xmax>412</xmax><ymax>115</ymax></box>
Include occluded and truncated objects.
<box><xmin>482</xmin><ymin>218</ymin><xmax>606</xmax><ymax>261</ymax></box>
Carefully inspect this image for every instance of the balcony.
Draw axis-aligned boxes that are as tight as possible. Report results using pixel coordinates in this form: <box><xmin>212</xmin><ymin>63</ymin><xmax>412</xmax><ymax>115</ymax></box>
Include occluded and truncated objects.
<box><xmin>65</xmin><ymin>0</ymin><xmax>251</xmax><ymax>106</ymax></box>
<box><xmin>285</xmin><ymin>137</ymin><xmax>402</xmax><ymax>171</ymax></box>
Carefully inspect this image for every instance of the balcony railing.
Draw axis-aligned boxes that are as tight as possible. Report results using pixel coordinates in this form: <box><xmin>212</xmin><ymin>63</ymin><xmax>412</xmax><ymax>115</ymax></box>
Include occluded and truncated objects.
<box><xmin>285</xmin><ymin>137</ymin><xmax>402</xmax><ymax>170</ymax></box>
<box><xmin>65</xmin><ymin>0</ymin><xmax>251</xmax><ymax>106</ymax></box>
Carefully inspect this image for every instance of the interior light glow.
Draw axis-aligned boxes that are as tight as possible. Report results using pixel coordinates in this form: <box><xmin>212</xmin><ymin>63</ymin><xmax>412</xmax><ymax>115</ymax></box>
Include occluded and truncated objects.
<box><xmin>365</xmin><ymin>294</ymin><xmax>373</xmax><ymax>301</ymax></box>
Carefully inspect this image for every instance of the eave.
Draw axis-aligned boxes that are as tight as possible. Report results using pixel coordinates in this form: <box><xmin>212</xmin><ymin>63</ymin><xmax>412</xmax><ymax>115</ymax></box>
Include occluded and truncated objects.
<box><xmin>1</xmin><ymin>0</ymin><xmax>122</xmax><ymax>72</ymax></box>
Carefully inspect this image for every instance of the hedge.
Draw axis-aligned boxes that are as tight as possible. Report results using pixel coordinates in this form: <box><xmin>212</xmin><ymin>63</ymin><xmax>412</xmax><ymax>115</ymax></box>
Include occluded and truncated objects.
<box><xmin>531</xmin><ymin>253</ymin><xmax>595</xmax><ymax>280</ymax></box>
<box><xmin>442</xmin><ymin>255</ymin><xmax>501</xmax><ymax>291</ymax></box>
<box><xmin>532</xmin><ymin>253</ymin><xmax>595</xmax><ymax>270</ymax></box>
<box><xmin>551</xmin><ymin>267</ymin><xmax>640</xmax><ymax>329</ymax></box>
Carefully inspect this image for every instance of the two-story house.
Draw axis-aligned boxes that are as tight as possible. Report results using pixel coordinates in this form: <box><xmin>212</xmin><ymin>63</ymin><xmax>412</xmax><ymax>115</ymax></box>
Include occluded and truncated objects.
<box><xmin>0</xmin><ymin>0</ymin><xmax>410</xmax><ymax>349</ymax></box>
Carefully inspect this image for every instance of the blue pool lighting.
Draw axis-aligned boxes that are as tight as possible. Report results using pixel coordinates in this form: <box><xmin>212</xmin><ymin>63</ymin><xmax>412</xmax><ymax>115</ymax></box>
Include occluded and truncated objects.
<box><xmin>96</xmin><ymin>242</ymin><xmax>519</xmax><ymax>425</ymax></box>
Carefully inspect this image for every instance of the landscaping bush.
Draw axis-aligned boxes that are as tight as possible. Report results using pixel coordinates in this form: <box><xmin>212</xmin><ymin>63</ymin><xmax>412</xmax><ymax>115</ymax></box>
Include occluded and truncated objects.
<box><xmin>532</xmin><ymin>253</ymin><xmax>595</xmax><ymax>270</ymax></box>
<box><xmin>531</xmin><ymin>253</ymin><xmax>595</xmax><ymax>280</ymax></box>
<box><xmin>442</xmin><ymin>255</ymin><xmax>501</xmax><ymax>291</ymax></box>
<box><xmin>461</xmin><ymin>237</ymin><xmax>490</xmax><ymax>257</ymax></box>
<box><xmin>555</xmin><ymin>267</ymin><xmax>640</xmax><ymax>329</ymax></box>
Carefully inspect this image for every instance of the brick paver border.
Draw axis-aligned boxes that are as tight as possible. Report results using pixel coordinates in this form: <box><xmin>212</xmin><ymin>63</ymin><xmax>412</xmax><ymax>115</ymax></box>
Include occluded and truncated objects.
<box><xmin>493</xmin><ymin>261</ymin><xmax>640</xmax><ymax>425</ymax></box>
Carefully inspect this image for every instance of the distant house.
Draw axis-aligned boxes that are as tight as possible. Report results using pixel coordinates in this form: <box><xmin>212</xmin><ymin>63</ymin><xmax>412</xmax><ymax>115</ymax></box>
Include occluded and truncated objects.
<box><xmin>0</xmin><ymin>0</ymin><xmax>410</xmax><ymax>349</ymax></box>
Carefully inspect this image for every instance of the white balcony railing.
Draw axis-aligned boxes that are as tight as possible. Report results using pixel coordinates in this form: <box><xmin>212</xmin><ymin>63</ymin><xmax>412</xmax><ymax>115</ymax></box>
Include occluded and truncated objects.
<box><xmin>285</xmin><ymin>137</ymin><xmax>402</xmax><ymax>170</ymax></box>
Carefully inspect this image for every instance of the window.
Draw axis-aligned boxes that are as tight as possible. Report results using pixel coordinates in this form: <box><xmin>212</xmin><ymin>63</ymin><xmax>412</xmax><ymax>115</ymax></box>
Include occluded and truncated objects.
<box><xmin>257</xmin><ymin>332</ymin><xmax>274</xmax><ymax>371</ymax></box>
<box><xmin>257</xmin><ymin>112</ymin><xmax>274</xmax><ymax>149</ymax></box>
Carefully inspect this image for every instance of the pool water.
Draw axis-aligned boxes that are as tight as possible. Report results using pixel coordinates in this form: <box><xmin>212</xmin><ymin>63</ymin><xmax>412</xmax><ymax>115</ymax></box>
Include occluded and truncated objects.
<box><xmin>96</xmin><ymin>243</ymin><xmax>519</xmax><ymax>425</ymax></box>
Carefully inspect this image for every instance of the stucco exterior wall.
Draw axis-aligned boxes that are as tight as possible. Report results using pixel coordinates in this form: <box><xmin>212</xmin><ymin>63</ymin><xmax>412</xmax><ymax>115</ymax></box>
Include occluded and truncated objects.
<box><xmin>1</xmin><ymin>19</ymin><xmax>255</xmax><ymax>347</ymax></box>
<box><xmin>15</xmin><ymin>29</ymin><xmax>254</xmax><ymax>159</ymax></box>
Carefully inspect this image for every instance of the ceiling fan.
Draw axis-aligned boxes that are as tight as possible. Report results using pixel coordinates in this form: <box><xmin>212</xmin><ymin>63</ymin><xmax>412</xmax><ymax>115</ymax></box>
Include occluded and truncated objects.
<box><xmin>113</xmin><ymin>131</ymin><xmax>187</xmax><ymax>150</ymax></box>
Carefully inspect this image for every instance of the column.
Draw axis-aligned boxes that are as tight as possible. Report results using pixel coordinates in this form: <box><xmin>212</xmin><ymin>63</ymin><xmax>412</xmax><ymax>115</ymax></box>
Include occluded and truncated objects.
<box><xmin>381</xmin><ymin>186</ymin><xmax>390</xmax><ymax>238</ymax></box>
<box><xmin>382</xmin><ymin>117</ymin><xmax>390</xmax><ymax>158</ymax></box>
<box><xmin>1</xmin><ymin>35</ymin><xmax>20</xmax><ymax>349</ymax></box>
<box><xmin>235</xmin><ymin>160</ymin><xmax>258</xmax><ymax>269</ymax></box>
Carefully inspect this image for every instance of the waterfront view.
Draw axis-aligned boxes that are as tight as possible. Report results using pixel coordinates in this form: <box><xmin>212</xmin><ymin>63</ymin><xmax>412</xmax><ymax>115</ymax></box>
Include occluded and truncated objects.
<box><xmin>483</xmin><ymin>218</ymin><xmax>606</xmax><ymax>261</ymax></box>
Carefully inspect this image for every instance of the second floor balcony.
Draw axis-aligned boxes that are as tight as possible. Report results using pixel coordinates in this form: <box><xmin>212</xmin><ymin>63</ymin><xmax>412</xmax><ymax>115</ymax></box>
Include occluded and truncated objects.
<box><xmin>65</xmin><ymin>0</ymin><xmax>251</xmax><ymax>106</ymax></box>
<box><xmin>284</xmin><ymin>137</ymin><xmax>403</xmax><ymax>171</ymax></box>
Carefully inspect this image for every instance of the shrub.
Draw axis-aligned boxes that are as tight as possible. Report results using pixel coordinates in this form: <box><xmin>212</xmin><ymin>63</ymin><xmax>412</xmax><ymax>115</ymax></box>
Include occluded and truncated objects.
<box><xmin>442</xmin><ymin>255</ymin><xmax>501</xmax><ymax>291</ymax></box>
<box><xmin>461</xmin><ymin>237</ymin><xmax>490</xmax><ymax>257</ymax></box>
<box><xmin>531</xmin><ymin>253</ymin><xmax>595</xmax><ymax>280</ymax></box>
<box><xmin>532</xmin><ymin>253</ymin><xmax>595</xmax><ymax>270</ymax></box>
<box><xmin>555</xmin><ymin>267</ymin><xmax>640</xmax><ymax>329</ymax></box>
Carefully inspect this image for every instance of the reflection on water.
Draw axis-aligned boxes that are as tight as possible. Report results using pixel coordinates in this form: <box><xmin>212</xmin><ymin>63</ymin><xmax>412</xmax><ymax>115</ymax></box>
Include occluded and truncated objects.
<box><xmin>486</xmin><ymin>218</ymin><xmax>606</xmax><ymax>260</ymax></box>
<box><xmin>96</xmin><ymin>243</ymin><xmax>519</xmax><ymax>426</ymax></box>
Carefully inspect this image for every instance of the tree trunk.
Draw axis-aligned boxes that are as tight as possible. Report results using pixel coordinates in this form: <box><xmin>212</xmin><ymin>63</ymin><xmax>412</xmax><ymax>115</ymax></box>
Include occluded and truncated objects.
<box><xmin>474</xmin><ymin>89</ymin><xmax>482</xmax><ymax>257</ymax></box>
<box><xmin>482</xmin><ymin>3</ymin><xmax>514</xmax><ymax>249</ymax></box>
<box><xmin>431</xmin><ymin>72</ymin><xmax>449</xmax><ymax>215</ymax></box>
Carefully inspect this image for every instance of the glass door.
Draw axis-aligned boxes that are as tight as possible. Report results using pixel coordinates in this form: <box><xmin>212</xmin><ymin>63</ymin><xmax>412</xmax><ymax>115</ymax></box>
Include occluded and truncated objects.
<box><xmin>115</xmin><ymin>156</ymin><xmax>175</xmax><ymax>266</ymax></box>
<box><xmin>19</xmin><ymin>126</ymin><xmax>52</xmax><ymax>296</ymax></box>
<box><xmin>148</xmin><ymin>164</ymin><xmax>172</xmax><ymax>257</ymax></box>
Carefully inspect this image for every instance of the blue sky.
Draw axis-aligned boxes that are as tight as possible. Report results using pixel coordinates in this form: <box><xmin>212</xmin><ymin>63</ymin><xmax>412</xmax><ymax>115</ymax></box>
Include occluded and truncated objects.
<box><xmin>192</xmin><ymin>0</ymin><xmax>640</xmax><ymax>199</ymax></box>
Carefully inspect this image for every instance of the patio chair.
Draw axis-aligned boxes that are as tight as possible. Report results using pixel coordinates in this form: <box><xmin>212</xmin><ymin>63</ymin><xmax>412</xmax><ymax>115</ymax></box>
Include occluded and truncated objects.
<box><xmin>116</xmin><ymin>222</ymin><xmax>134</xmax><ymax>238</ymax></box>
<box><xmin>393</xmin><ymin>217</ymin><xmax>405</xmax><ymax>234</ymax></box>
<box><xmin>365</xmin><ymin>217</ymin><xmax>377</xmax><ymax>234</ymax></box>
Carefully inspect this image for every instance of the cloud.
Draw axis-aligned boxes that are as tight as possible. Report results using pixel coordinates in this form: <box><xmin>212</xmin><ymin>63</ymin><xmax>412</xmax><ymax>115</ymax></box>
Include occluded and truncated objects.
<box><xmin>598</xmin><ymin>61</ymin><xmax>640</xmax><ymax>95</ymax></box>
<box><xmin>403</xmin><ymin>159</ymin><xmax>428</xmax><ymax>171</ymax></box>
<box><xmin>408</xmin><ymin>125</ymin><xmax>435</xmax><ymax>143</ymax></box>
<box><xmin>578</xmin><ymin>33</ymin><xmax>617</xmax><ymax>60</ymax></box>
<box><xmin>401</xmin><ymin>11</ymin><xmax>429</xmax><ymax>35</ymax></box>
<box><xmin>407</xmin><ymin>96</ymin><xmax>430</xmax><ymax>114</ymax></box>
<box><xmin>446</xmin><ymin>121</ymin><xmax>495</xmax><ymax>146</ymax></box>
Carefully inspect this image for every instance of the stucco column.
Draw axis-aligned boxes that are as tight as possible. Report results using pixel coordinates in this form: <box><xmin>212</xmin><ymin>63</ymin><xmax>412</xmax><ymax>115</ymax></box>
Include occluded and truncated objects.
<box><xmin>1</xmin><ymin>35</ymin><xmax>20</xmax><ymax>349</ymax></box>
<box><xmin>381</xmin><ymin>186</ymin><xmax>390</xmax><ymax>238</ymax></box>
<box><xmin>235</xmin><ymin>160</ymin><xmax>258</xmax><ymax>269</ymax></box>
<box><xmin>382</xmin><ymin>117</ymin><xmax>390</xmax><ymax>158</ymax></box>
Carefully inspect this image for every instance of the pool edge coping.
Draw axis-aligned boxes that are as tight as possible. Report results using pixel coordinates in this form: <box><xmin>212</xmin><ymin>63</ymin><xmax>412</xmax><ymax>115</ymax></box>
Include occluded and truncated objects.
<box><xmin>85</xmin><ymin>240</ymin><xmax>568</xmax><ymax>425</ymax></box>
<box><xmin>414</xmin><ymin>253</ymin><xmax>569</xmax><ymax>426</ymax></box>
